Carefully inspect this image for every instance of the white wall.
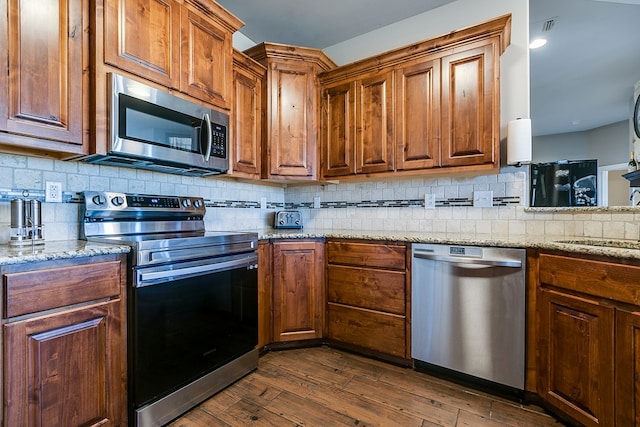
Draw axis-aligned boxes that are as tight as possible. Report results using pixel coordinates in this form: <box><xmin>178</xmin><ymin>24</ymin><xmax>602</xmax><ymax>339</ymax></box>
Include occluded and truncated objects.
<box><xmin>533</xmin><ymin>120</ymin><xmax>628</xmax><ymax>165</ymax></box>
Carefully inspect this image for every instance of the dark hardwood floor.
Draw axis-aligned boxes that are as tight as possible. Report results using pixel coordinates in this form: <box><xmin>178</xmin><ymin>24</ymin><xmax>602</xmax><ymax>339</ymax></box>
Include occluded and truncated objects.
<box><xmin>168</xmin><ymin>346</ymin><xmax>566</xmax><ymax>427</ymax></box>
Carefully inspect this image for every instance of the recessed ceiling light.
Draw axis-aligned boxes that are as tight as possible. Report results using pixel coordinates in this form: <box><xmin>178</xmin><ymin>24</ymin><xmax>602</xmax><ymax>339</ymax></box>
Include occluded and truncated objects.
<box><xmin>529</xmin><ymin>38</ymin><xmax>547</xmax><ymax>49</ymax></box>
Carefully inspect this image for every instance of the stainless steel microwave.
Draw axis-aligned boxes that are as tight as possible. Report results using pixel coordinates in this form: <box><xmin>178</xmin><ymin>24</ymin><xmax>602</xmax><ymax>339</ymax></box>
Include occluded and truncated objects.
<box><xmin>82</xmin><ymin>73</ymin><xmax>229</xmax><ymax>176</ymax></box>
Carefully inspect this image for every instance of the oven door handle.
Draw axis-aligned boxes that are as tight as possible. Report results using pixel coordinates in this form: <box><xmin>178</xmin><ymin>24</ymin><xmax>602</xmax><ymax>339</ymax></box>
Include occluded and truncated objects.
<box><xmin>137</xmin><ymin>257</ymin><xmax>256</xmax><ymax>286</ymax></box>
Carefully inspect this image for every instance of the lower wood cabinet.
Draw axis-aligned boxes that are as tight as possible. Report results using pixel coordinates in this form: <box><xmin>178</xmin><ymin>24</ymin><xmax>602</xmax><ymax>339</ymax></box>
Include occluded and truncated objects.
<box><xmin>1</xmin><ymin>254</ymin><xmax>127</xmax><ymax>426</ymax></box>
<box><xmin>535</xmin><ymin>251</ymin><xmax>640</xmax><ymax>427</ymax></box>
<box><xmin>271</xmin><ymin>240</ymin><xmax>325</xmax><ymax>342</ymax></box>
<box><xmin>326</xmin><ymin>240</ymin><xmax>410</xmax><ymax>361</ymax></box>
<box><xmin>538</xmin><ymin>288</ymin><xmax>614</xmax><ymax>426</ymax></box>
<box><xmin>616</xmin><ymin>308</ymin><xmax>640</xmax><ymax>426</ymax></box>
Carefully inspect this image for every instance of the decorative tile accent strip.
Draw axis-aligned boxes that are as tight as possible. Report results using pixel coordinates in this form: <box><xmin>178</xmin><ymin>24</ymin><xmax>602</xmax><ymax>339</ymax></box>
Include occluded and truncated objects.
<box><xmin>0</xmin><ymin>188</ymin><xmax>520</xmax><ymax>208</ymax></box>
<box><xmin>286</xmin><ymin>196</ymin><xmax>521</xmax><ymax>209</ymax></box>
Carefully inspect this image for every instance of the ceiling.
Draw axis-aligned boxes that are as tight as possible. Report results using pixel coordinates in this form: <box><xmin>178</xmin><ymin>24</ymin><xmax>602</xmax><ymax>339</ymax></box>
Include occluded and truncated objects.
<box><xmin>217</xmin><ymin>0</ymin><xmax>640</xmax><ymax>137</ymax></box>
<box><xmin>215</xmin><ymin>0</ymin><xmax>455</xmax><ymax>49</ymax></box>
<box><xmin>530</xmin><ymin>0</ymin><xmax>640</xmax><ymax>136</ymax></box>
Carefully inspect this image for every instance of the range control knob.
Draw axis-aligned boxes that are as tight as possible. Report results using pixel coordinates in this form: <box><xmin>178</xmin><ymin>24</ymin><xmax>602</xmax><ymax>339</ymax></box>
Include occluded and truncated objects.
<box><xmin>193</xmin><ymin>199</ymin><xmax>202</xmax><ymax>209</ymax></box>
<box><xmin>182</xmin><ymin>199</ymin><xmax>192</xmax><ymax>208</ymax></box>
<box><xmin>111</xmin><ymin>196</ymin><xmax>125</xmax><ymax>207</ymax></box>
<box><xmin>92</xmin><ymin>194</ymin><xmax>106</xmax><ymax>206</ymax></box>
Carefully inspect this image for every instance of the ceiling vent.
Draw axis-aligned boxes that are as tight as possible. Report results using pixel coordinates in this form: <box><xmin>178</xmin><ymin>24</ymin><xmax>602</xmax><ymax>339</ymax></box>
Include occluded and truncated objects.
<box><xmin>541</xmin><ymin>17</ymin><xmax>558</xmax><ymax>32</ymax></box>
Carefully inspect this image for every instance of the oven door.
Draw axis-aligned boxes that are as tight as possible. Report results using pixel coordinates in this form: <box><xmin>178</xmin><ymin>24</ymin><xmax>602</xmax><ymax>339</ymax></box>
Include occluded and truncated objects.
<box><xmin>129</xmin><ymin>252</ymin><xmax>258</xmax><ymax>410</ymax></box>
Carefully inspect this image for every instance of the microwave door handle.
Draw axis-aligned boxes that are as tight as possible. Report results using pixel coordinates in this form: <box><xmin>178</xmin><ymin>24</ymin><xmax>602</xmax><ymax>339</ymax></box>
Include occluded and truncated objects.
<box><xmin>202</xmin><ymin>113</ymin><xmax>213</xmax><ymax>161</ymax></box>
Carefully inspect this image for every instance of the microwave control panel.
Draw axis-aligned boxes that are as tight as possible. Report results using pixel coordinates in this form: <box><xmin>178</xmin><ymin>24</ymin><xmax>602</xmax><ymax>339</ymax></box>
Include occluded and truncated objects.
<box><xmin>211</xmin><ymin>124</ymin><xmax>227</xmax><ymax>158</ymax></box>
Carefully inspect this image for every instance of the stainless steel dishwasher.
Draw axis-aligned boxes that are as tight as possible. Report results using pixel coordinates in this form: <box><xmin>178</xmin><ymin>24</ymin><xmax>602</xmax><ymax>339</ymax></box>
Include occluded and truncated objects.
<box><xmin>411</xmin><ymin>243</ymin><xmax>526</xmax><ymax>391</ymax></box>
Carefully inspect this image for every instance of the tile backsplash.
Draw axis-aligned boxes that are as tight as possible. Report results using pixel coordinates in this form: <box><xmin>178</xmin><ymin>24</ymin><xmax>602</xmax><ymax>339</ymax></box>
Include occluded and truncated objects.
<box><xmin>1</xmin><ymin>152</ymin><xmax>639</xmax><ymax>243</ymax></box>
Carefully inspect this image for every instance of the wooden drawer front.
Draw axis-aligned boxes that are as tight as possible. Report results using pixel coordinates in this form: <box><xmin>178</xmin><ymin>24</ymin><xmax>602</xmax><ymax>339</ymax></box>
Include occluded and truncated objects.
<box><xmin>539</xmin><ymin>254</ymin><xmax>640</xmax><ymax>306</ymax></box>
<box><xmin>4</xmin><ymin>261</ymin><xmax>122</xmax><ymax>318</ymax></box>
<box><xmin>327</xmin><ymin>241</ymin><xmax>406</xmax><ymax>270</ymax></box>
<box><xmin>328</xmin><ymin>303</ymin><xmax>405</xmax><ymax>357</ymax></box>
<box><xmin>327</xmin><ymin>265</ymin><xmax>405</xmax><ymax>315</ymax></box>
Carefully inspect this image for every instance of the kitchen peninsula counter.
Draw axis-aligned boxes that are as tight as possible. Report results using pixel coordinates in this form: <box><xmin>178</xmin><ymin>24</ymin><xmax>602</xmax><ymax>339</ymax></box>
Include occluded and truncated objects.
<box><xmin>258</xmin><ymin>228</ymin><xmax>640</xmax><ymax>260</ymax></box>
<box><xmin>0</xmin><ymin>240</ymin><xmax>130</xmax><ymax>266</ymax></box>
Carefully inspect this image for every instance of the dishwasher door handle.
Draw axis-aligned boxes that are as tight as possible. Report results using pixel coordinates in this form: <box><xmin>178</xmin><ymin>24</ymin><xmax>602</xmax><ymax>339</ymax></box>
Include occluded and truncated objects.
<box><xmin>413</xmin><ymin>252</ymin><xmax>522</xmax><ymax>268</ymax></box>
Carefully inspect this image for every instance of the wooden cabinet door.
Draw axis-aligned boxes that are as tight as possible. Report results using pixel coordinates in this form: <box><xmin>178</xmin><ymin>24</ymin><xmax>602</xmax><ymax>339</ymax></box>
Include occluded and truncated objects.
<box><xmin>440</xmin><ymin>42</ymin><xmax>497</xmax><ymax>167</ymax></box>
<box><xmin>180</xmin><ymin>3</ymin><xmax>232</xmax><ymax>109</ymax></box>
<box><xmin>0</xmin><ymin>0</ymin><xmax>86</xmax><ymax>147</ymax></box>
<box><xmin>356</xmin><ymin>70</ymin><xmax>395</xmax><ymax>174</ymax></box>
<box><xmin>272</xmin><ymin>241</ymin><xmax>324</xmax><ymax>342</ymax></box>
<box><xmin>232</xmin><ymin>51</ymin><xmax>264</xmax><ymax>178</ymax></box>
<box><xmin>616</xmin><ymin>308</ymin><xmax>640</xmax><ymax>426</ymax></box>
<box><xmin>257</xmin><ymin>241</ymin><xmax>272</xmax><ymax>348</ymax></box>
<box><xmin>104</xmin><ymin>0</ymin><xmax>181</xmax><ymax>89</ymax></box>
<box><xmin>320</xmin><ymin>81</ymin><xmax>356</xmax><ymax>177</ymax></box>
<box><xmin>3</xmin><ymin>300</ymin><xmax>126</xmax><ymax>426</ymax></box>
<box><xmin>538</xmin><ymin>289</ymin><xmax>614</xmax><ymax>427</ymax></box>
<box><xmin>266</xmin><ymin>60</ymin><xmax>318</xmax><ymax>178</ymax></box>
<box><xmin>396</xmin><ymin>59</ymin><xmax>441</xmax><ymax>170</ymax></box>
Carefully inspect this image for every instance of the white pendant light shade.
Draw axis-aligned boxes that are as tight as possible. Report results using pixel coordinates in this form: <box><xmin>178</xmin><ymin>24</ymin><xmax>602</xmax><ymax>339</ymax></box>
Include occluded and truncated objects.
<box><xmin>507</xmin><ymin>118</ymin><xmax>532</xmax><ymax>165</ymax></box>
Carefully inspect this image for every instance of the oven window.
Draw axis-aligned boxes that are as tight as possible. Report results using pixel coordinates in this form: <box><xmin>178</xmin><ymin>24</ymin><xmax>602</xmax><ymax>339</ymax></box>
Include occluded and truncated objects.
<box><xmin>130</xmin><ymin>265</ymin><xmax>257</xmax><ymax>407</ymax></box>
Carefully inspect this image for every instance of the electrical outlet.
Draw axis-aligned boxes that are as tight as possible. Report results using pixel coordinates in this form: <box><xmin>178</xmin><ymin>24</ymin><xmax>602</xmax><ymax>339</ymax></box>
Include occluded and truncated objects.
<box><xmin>424</xmin><ymin>194</ymin><xmax>436</xmax><ymax>209</ymax></box>
<box><xmin>45</xmin><ymin>181</ymin><xmax>63</xmax><ymax>203</ymax></box>
<box><xmin>314</xmin><ymin>196</ymin><xmax>321</xmax><ymax>209</ymax></box>
<box><xmin>260</xmin><ymin>197</ymin><xmax>267</xmax><ymax>209</ymax></box>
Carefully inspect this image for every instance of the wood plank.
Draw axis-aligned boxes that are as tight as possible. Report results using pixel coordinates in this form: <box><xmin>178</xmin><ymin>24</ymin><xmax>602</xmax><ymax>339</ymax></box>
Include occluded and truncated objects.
<box><xmin>265</xmin><ymin>390</ymin><xmax>360</xmax><ymax>427</ymax></box>
<box><xmin>342</xmin><ymin>374</ymin><xmax>459</xmax><ymax>426</ymax></box>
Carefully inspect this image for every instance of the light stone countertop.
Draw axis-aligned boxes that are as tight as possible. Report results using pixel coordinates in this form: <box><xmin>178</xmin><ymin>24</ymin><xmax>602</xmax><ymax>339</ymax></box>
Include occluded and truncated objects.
<box><xmin>3</xmin><ymin>230</ymin><xmax>640</xmax><ymax>265</ymax></box>
<box><xmin>0</xmin><ymin>240</ymin><xmax>130</xmax><ymax>266</ymax></box>
<box><xmin>257</xmin><ymin>228</ymin><xmax>640</xmax><ymax>261</ymax></box>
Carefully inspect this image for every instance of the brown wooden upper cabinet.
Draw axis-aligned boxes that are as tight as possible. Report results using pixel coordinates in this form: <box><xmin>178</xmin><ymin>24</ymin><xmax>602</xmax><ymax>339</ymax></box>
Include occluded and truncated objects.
<box><xmin>244</xmin><ymin>43</ymin><xmax>336</xmax><ymax>181</ymax></box>
<box><xmin>231</xmin><ymin>50</ymin><xmax>266</xmax><ymax>179</ymax></box>
<box><xmin>319</xmin><ymin>14</ymin><xmax>510</xmax><ymax>179</ymax></box>
<box><xmin>0</xmin><ymin>0</ymin><xmax>89</xmax><ymax>157</ymax></box>
<box><xmin>103</xmin><ymin>0</ymin><xmax>242</xmax><ymax>110</ymax></box>
<box><xmin>320</xmin><ymin>69</ymin><xmax>395</xmax><ymax>178</ymax></box>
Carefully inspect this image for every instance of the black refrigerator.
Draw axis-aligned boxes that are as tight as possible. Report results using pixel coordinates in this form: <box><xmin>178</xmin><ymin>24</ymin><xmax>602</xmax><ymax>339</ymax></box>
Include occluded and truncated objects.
<box><xmin>530</xmin><ymin>160</ymin><xmax>597</xmax><ymax>207</ymax></box>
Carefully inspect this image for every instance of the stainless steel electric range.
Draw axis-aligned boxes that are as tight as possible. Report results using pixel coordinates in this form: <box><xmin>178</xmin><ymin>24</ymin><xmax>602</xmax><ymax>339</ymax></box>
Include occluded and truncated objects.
<box><xmin>82</xmin><ymin>191</ymin><xmax>258</xmax><ymax>427</ymax></box>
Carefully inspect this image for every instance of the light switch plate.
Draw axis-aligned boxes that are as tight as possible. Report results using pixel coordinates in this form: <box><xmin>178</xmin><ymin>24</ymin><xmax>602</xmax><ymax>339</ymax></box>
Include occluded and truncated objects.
<box><xmin>473</xmin><ymin>190</ymin><xmax>493</xmax><ymax>207</ymax></box>
<box><xmin>424</xmin><ymin>194</ymin><xmax>436</xmax><ymax>209</ymax></box>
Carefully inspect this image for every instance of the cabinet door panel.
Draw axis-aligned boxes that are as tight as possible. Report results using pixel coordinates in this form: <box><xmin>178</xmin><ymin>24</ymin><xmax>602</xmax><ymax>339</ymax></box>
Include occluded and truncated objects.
<box><xmin>4</xmin><ymin>301</ymin><xmax>125</xmax><ymax>426</ymax></box>
<box><xmin>396</xmin><ymin>59</ymin><xmax>441</xmax><ymax>170</ymax></box>
<box><xmin>441</xmin><ymin>43</ymin><xmax>496</xmax><ymax>167</ymax></box>
<box><xmin>538</xmin><ymin>289</ymin><xmax>614</xmax><ymax>427</ymax></box>
<box><xmin>327</xmin><ymin>265</ymin><xmax>405</xmax><ymax>315</ymax></box>
<box><xmin>268</xmin><ymin>62</ymin><xmax>317</xmax><ymax>177</ymax></box>
<box><xmin>327</xmin><ymin>303</ymin><xmax>405</xmax><ymax>357</ymax></box>
<box><xmin>272</xmin><ymin>241</ymin><xmax>324</xmax><ymax>341</ymax></box>
<box><xmin>616</xmin><ymin>309</ymin><xmax>640</xmax><ymax>426</ymax></box>
<box><xmin>1</xmin><ymin>0</ymin><xmax>84</xmax><ymax>144</ymax></box>
<box><xmin>321</xmin><ymin>81</ymin><xmax>356</xmax><ymax>177</ymax></box>
<box><xmin>232</xmin><ymin>54</ymin><xmax>263</xmax><ymax>177</ymax></box>
<box><xmin>356</xmin><ymin>71</ymin><xmax>394</xmax><ymax>174</ymax></box>
<box><xmin>104</xmin><ymin>0</ymin><xmax>180</xmax><ymax>89</ymax></box>
<box><xmin>181</xmin><ymin>5</ymin><xmax>231</xmax><ymax>108</ymax></box>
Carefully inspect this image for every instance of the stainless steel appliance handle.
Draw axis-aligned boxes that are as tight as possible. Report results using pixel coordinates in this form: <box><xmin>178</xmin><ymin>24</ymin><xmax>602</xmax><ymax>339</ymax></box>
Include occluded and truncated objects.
<box><xmin>138</xmin><ymin>257</ymin><xmax>256</xmax><ymax>286</ymax></box>
<box><xmin>413</xmin><ymin>252</ymin><xmax>522</xmax><ymax>268</ymax></box>
<box><xmin>203</xmin><ymin>113</ymin><xmax>212</xmax><ymax>162</ymax></box>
